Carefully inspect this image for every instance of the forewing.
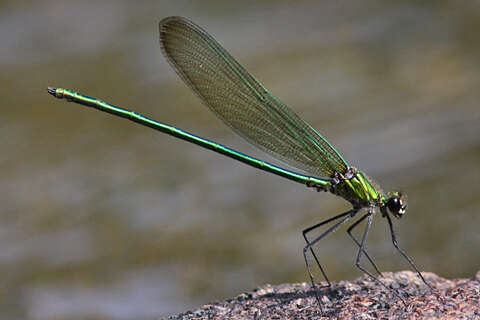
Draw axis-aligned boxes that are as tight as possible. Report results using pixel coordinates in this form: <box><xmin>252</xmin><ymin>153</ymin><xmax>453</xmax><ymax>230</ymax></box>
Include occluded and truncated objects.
<box><xmin>159</xmin><ymin>16</ymin><xmax>348</xmax><ymax>177</ymax></box>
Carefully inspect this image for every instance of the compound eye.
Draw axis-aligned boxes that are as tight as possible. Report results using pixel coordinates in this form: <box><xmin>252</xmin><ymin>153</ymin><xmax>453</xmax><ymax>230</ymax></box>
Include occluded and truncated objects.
<box><xmin>388</xmin><ymin>197</ymin><xmax>405</xmax><ymax>218</ymax></box>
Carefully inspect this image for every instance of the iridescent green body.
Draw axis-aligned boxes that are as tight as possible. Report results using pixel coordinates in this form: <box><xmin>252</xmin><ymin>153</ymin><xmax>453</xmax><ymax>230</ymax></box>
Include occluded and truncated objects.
<box><xmin>47</xmin><ymin>88</ymin><xmax>385</xmax><ymax>211</ymax></box>
<box><xmin>48</xmin><ymin>16</ymin><xmax>429</xmax><ymax>312</ymax></box>
<box><xmin>334</xmin><ymin>169</ymin><xmax>384</xmax><ymax>208</ymax></box>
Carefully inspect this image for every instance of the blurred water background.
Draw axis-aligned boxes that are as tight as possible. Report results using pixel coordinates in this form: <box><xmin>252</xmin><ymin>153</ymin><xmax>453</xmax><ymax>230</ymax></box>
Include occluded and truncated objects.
<box><xmin>1</xmin><ymin>1</ymin><xmax>479</xmax><ymax>319</ymax></box>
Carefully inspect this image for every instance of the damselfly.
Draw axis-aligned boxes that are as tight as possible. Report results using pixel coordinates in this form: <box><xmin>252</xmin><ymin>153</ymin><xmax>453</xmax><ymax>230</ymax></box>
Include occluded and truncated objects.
<box><xmin>47</xmin><ymin>16</ymin><xmax>431</xmax><ymax>311</ymax></box>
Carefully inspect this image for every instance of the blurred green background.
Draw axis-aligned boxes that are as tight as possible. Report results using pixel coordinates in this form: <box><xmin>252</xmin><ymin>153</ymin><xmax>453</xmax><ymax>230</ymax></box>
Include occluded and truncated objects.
<box><xmin>2</xmin><ymin>1</ymin><xmax>479</xmax><ymax>319</ymax></box>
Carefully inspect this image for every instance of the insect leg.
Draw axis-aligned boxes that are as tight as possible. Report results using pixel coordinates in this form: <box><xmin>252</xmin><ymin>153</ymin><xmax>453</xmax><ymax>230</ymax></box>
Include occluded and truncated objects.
<box><xmin>385</xmin><ymin>213</ymin><xmax>432</xmax><ymax>290</ymax></box>
<box><xmin>354</xmin><ymin>211</ymin><xmax>407</xmax><ymax>305</ymax></box>
<box><xmin>347</xmin><ymin>213</ymin><xmax>382</xmax><ymax>276</ymax></box>
<box><xmin>302</xmin><ymin>208</ymin><xmax>359</xmax><ymax>310</ymax></box>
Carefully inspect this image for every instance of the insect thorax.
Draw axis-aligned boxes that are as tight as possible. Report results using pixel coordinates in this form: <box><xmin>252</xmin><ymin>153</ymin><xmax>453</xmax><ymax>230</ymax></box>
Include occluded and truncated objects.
<box><xmin>330</xmin><ymin>169</ymin><xmax>383</xmax><ymax>208</ymax></box>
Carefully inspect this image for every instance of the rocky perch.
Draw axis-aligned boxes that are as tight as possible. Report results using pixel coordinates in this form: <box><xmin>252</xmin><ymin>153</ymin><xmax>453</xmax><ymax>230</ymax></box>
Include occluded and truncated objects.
<box><xmin>166</xmin><ymin>271</ymin><xmax>480</xmax><ymax>319</ymax></box>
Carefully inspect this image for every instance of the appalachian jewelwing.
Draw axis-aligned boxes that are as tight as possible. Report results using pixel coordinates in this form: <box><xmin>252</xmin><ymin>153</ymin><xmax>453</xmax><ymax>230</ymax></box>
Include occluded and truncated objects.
<box><xmin>47</xmin><ymin>16</ymin><xmax>431</xmax><ymax>311</ymax></box>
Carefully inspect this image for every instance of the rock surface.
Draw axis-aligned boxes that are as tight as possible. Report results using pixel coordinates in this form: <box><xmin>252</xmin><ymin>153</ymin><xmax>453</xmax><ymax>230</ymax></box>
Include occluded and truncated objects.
<box><xmin>165</xmin><ymin>271</ymin><xmax>480</xmax><ymax>319</ymax></box>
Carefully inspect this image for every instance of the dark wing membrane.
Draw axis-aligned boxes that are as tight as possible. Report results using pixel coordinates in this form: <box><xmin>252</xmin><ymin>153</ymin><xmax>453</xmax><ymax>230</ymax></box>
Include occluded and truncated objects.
<box><xmin>159</xmin><ymin>16</ymin><xmax>348</xmax><ymax>177</ymax></box>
